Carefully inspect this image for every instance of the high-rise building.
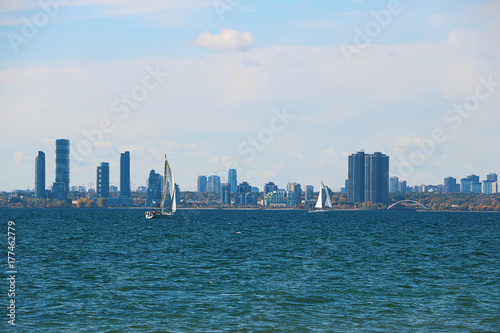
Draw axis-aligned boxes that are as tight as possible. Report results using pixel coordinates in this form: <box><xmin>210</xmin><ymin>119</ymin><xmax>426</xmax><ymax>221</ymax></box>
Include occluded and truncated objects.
<box><xmin>399</xmin><ymin>180</ymin><xmax>407</xmax><ymax>193</ymax></box>
<box><xmin>364</xmin><ymin>152</ymin><xmax>389</xmax><ymax>205</ymax></box>
<box><xmin>236</xmin><ymin>182</ymin><xmax>252</xmax><ymax>206</ymax></box>
<box><xmin>305</xmin><ymin>185</ymin><xmax>314</xmax><ymax>201</ymax></box>
<box><xmin>264</xmin><ymin>182</ymin><xmax>278</xmax><ymax>194</ymax></box>
<box><xmin>207</xmin><ymin>175</ymin><xmax>221</xmax><ymax>192</ymax></box>
<box><xmin>483</xmin><ymin>181</ymin><xmax>493</xmax><ymax>194</ymax></box>
<box><xmin>460</xmin><ymin>178</ymin><xmax>472</xmax><ymax>193</ymax></box>
<box><xmin>471</xmin><ymin>182</ymin><xmax>482</xmax><ymax>193</ymax></box>
<box><xmin>35</xmin><ymin>151</ymin><xmax>45</xmax><ymax>199</ymax></box>
<box><xmin>120</xmin><ymin>151</ymin><xmax>131</xmax><ymax>198</ymax></box>
<box><xmin>443</xmin><ymin>177</ymin><xmax>457</xmax><ymax>193</ymax></box>
<box><xmin>348</xmin><ymin>150</ymin><xmax>389</xmax><ymax>205</ymax></box>
<box><xmin>287</xmin><ymin>182</ymin><xmax>302</xmax><ymax>206</ymax></box>
<box><xmin>175</xmin><ymin>184</ymin><xmax>181</xmax><ymax>206</ymax></box>
<box><xmin>197</xmin><ymin>176</ymin><xmax>207</xmax><ymax>193</ymax></box>
<box><xmin>486</xmin><ymin>173</ymin><xmax>498</xmax><ymax>182</ymax></box>
<box><xmin>146</xmin><ymin>170</ymin><xmax>163</xmax><ymax>206</ymax></box>
<box><xmin>228</xmin><ymin>169</ymin><xmax>237</xmax><ymax>193</ymax></box>
<box><xmin>53</xmin><ymin>139</ymin><xmax>70</xmax><ymax>200</ymax></box>
<box><xmin>221</xmin><ymin>183</ymin><xmax>231</xmax><ymax>205</ymax></box>
<box><xmin>96</xmin><ymin>162</ymin><xmax>110</xmax><ymax>198</ymax></box>
<box><xmin>389</xmin><ymin>176</ymin><xmax>399</xmax><ymax>193</ymax></box>
<box><xmin>348</xmin><ymin>151</ymin><xmax>366</xmax><ymax>203</ymax></box>
<box><xmin>467</xmin><ymin>174</ymin><xmax>480</xmax><ymax>183</ymax></box>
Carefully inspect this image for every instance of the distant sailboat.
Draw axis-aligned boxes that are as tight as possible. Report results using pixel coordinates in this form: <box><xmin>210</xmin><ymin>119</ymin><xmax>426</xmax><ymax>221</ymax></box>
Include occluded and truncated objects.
<box><xmin>145</xmin><ymin>155</ymin><xmax>176</xmax><ymax>219</ymax></box>
<box><xmin>310</xmin><ymin>181</ymin><xmax>333</xmax><ymax>213</ymax></box>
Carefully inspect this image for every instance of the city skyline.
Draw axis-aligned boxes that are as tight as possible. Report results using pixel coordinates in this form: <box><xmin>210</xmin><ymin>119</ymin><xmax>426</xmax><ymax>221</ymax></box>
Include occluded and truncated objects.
<box><xmin>1</xmin><ymin>1</ymin><xmax>499</xmax><ymax>191</ymax></box>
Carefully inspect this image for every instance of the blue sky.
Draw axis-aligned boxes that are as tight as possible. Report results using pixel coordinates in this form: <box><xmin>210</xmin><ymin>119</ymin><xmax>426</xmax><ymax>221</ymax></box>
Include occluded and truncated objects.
<box><xmin>0</xmin><ymin>0</ymin><xmax>499</xmax><ymax>192</ymax></box>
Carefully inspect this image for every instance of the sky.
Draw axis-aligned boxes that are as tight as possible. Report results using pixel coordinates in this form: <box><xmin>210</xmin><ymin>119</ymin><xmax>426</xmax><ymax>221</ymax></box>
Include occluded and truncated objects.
<box><xmin>0</xmin><ymin>0</ymin><xmax>499</xmax><ymax>192</ymax></box>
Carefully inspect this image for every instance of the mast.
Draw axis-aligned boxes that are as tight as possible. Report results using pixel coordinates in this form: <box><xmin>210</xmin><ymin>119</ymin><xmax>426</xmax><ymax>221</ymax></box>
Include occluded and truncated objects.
<box><xmin>159</xmin><ymin>155</ymin><xmax>168</xmax><ymax>209</ymax></box>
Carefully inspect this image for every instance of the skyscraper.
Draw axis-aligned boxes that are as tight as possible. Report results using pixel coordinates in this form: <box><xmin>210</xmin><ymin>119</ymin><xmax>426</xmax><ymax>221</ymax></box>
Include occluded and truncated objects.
<box><xmin>197</xmin><ymin>176</ymin><xmax>207</xmax><ymax>193</ymax></box>
<box><xmin>460</xmin><ymin>178</ymin><xmax>472</xmax><ymax>193</ymax></box>
<box><xmin>35</xmin><ymin>151</ymin><xmax>45</xmax><ymax>199</ymax></box>
<box><xmin>443</xmin><ymin>177</ymin><xmax>457</xmax><ymax>193</ymax></box>
<box><xmin>207</xmin><ymin>175</ymin><xmax>221</xmax><ymax>192</ymax></box>
<box><xmin>264</xmin><ymin>182</ymin><xmax>278</xmax><ymax>194</ymax></box>
<box><xmin>364</xmin><ymin>152</ymin><xmax>389</xmax><ymax>205</ymax></box>
<box><xmin>348</xmin><ymin>151</ymin><xmax>366</xmax><ymax>203</ymax></box>
<box><xmin>228</xmin><ymin>169</ymin><xmax>237</xmax><ymax>193</ymax></box>
<box><xmin>487</xmin><ymin>173</ymin><xmax>498</xmax><ymax>182</ymax></box>
<box><xmin>287</xmin><ymin>182</ymin><xmax>302</xmax><ymax>206</ymax></box>
<box><xmin>120</xmin><ymin>151</ymin><xmax>131</xmax><ymax>198</ymax></box>
<box><xmin>146</xmin><ymin>170</ymin><xmax>162</xmax><ymax>206</ymax></box>
<box><xmin>221</xmin><ymin>183</ymin><xmax>231</xmax><ymax>205</ymax></box>
<box><xmin>96</xmin><ymin>162</ymin><xmax>110</xmax><ymax>198</ymax></box>
<box><xmin>389</xmin><ymin>176</ymin><xmax>399</xmax><ymax>193</ymax></box>
<box><xmin>53</xmin><ymin>139</ymin><xmax>70</xmax><ymax>200</ymax></box>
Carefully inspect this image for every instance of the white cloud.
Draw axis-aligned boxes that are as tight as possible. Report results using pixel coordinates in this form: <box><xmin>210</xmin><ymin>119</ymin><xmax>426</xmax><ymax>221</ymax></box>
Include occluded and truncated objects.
<box><xmin>194</xmin><ymin>28</ymin><xmax>254</xmax><ymax>51</ymax></box>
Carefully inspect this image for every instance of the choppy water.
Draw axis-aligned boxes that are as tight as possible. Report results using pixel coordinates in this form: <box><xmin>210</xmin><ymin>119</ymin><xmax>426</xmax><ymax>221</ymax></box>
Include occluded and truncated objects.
<box><xmin>1</xmin><ymin>208</ymin><xmax>499</xmax><ymax>332</ymax></box>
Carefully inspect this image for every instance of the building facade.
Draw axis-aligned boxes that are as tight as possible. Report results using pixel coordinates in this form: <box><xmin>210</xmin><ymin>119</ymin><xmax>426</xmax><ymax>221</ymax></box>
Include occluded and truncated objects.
<box><xmin>443</xmin><ymin>177</ymin><xmax>458</xmax><ymax>193</ymax></box>
<box><xmin>146</xmin><ymin>170</ymin><xmax>163</xmax><ymax>206</ymax></box>
<box><xmin>120</xmin><ymin>151</ymin><xmax>131</xmax><ymax>198</ymax></box>
<box><xmin>348</xmin><ymin>151</ymin><xmax>366</xmax><ymax>203</ymax></box>
<box><xmin>96</xmin><ymin>162</ymin><xmax>110</xmax><ymax>198</ymax></box>
<box><xmin>53</xmin><ymin>139</ymin><xmax>70</xmax><ymax>200</ymax></box>
<box><xmin>35</xmin><ymin>151</ymin><xmax>45</xmax><ymax>199</ymax></box>
<box><xmin>221</xmin><ymin>183</ymin><xmax>231</xmax><ymax>205</ymax></box>
<box><xmin>207</xmin><ymin>175</ymin><xmax>221</xmax><ymax>192</ymax></box>
<box><xmin>197</xmin><ymin>176</ymin><xmax>207</xmax><ymax>193</ymax></box>
<box><xmin>228</xmin><ymin>169</ymin><xmax>237</xmax><ymax>193</ymax></box>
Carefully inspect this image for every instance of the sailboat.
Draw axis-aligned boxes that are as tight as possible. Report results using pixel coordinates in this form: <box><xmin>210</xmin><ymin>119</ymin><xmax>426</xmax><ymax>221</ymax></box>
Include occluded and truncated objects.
<box><xmin>309</xmin><ymin>181</ymin><xmax>333</xmax><ymax>213</ymax></box>
<box><xmin>145</xmin><ymin>155</ymin><xmax>176</xmax><ymax>219</ymax></box>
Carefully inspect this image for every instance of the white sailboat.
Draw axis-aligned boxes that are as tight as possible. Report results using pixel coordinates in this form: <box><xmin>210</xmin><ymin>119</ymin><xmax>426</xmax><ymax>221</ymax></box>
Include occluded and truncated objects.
<box><xmin>310</xmin><ymin>181</ymin><xmax>333</xmax><ymax>213</ymax></box>
<box><xmin>145</xmin><ymin>155</ymin><xmax>176</xmax><ymax>219</ymax></box>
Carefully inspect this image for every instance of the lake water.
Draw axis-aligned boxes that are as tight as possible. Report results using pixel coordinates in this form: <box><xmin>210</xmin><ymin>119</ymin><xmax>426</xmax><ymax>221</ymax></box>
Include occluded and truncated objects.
<box><xmin>1</xmin><ymin>208</ymin><xmax>499</xmax><ymax>332</ymax></box>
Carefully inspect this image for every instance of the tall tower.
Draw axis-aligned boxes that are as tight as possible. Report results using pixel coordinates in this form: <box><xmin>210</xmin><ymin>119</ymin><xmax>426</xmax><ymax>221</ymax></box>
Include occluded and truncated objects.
<box><xmin>197</xmin><ymin>176</ymin><xmax>207</xmax><ymax>192</ymax></box>
<box><xmin>348</xmin><ymin>151</ymin><xmax>365</xmax><ymax>203</ymax></box>
<box><xmin>228</xmin><ymin>169</ymin><xmax>237</xmax><ymax>193</ymax></box>
<box><xmin>96</xmin><ymin>162</ymin><xmax>110</xmax><ymax>198</ymax></box>
<box><xmin>54</xmin><ymin>139</ymin><xmax>70</xmax><ymax>200</ymax></box>
<box><xmin>120</xmin><ymin>151</ymin><xmax>131</xmax><ymax>198</ymax></box>
<box><xmin>35</xmin><ymin>151</ymin><xmax>46</xmax><ymax>199</ymax></box>
<box><xmin>364</xmin><ymin>152</ymin><xmax>389</xmax><ymax>205</ymax></box>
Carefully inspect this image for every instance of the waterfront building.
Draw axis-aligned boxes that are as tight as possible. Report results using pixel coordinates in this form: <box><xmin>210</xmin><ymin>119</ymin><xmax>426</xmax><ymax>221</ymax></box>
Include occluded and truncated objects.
<box><xmin>221</xmin><ymin>183</ymin><xmax>231</xmax><ymax>205</ymax></box>
<box><xmin>389</xmin><ymin>176</ymin><xmax>399</xmax><ymax>193</ymax></box>
<box><xmin>348</xmin><ymin>150</ymin><xmax>366</xmax><ymax>203</ymax></box>
<box><xmin>264</xmin><ymin>182</ymin><xmax>278</xmax><ymax>194</ymax></box>
<box><xmin>207</xmin><ymin>175</ymin><xmax>221</xmax><ymax>192</ymax></box>
<box><xmin>146</xmin><ymin>170</ymin><xmax>163</xmax><ymax>206</ymax></box>
<box><xmin>175</xmin><ymin>184</ymin><xmax>180</xmax><ymax>206</ymax></box>
<box><xmin>486</xmin><ymin>173</ymin><xmax>498</xmax><ymax>182</ymax></box>
<box><xmin>287</xmin><ymin>182</ymin><xmax>302</xmax><ymax>205</ymax></box>
<box><xmin>197</xmin><ymin>176</ymin><xmax>207</xmax><ymax>193</ymax></box>
<box><xmin>120</xmin><ymin>151</ymin><xmax>131</xmax><ymax>198</ymax></box>
<box><xmin>263</xmin><ymin>191</ymin><xmax>286</xmax><ymax>207</ymax></box>
<box><xmin>305</xmin><ymin>186</ymin><xmax>314</xmax><ymax>201</ymax></box>
<box><xmin>228</xmin><ymin>169</ymin><xmax>237</xmax><ymax>193</ymax></box>
<box><xmin>483</xmin><ymin>181</ymin><xmax>493</xmax><ymax>195</ymax></box>
<box><xmin>443</xmin><ymin>177</ymin><xmax>458</xmax><ymax>193</ymax></box>
<box><xmin>471</xmin><ymin>182</ymin><xmax>482</xmax><ymax>194</ymax></box>
<box><xmin>399</xmin><ymin>180</ymin><xmax>407</xmax><ymax>193</ymax></box>
<box><xmin>35</xmin><ymin>151</ymin><xmax>45</xmax><ymax>199</ymax></box>
<box><xmin>53</xmin><ymin>139</ymin><xmax>70</xmax><ymax>200</ymax></box>
<box><xmin>460</xmin><ymin>178</ymin><xmax>472</xmax><ymax>193</ymax></box>
<box><xmin>364</xmin><ymin>152</ymin><xmax>389</xmax><ymax>205</ymax></box>
<box><xmin>96</xmin><ymin>162</ymin><xmax>110</xmax><ymax>198</ymax></box>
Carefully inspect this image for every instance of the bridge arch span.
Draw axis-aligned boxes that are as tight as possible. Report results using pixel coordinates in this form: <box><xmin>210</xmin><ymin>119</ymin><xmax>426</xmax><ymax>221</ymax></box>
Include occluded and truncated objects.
<box><xmin>387</xmin><ymin>200</ymin><xmax>428</xmax><ymax>210</ymax></box>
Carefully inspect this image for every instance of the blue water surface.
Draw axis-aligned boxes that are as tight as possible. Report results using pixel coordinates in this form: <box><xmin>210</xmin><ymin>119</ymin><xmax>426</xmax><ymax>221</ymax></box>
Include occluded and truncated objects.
<box><xmin>1</xmin><ymin>208</ymin><xmax>499</xmax><ymax>332</ymax></box>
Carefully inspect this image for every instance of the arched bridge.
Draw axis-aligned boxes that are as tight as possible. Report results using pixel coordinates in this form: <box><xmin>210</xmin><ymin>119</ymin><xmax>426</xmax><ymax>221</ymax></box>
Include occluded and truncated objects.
<box><xmin>387</xmin><ymin>200</ymin><xmax>428</xmax><ymax>210</ymax></box>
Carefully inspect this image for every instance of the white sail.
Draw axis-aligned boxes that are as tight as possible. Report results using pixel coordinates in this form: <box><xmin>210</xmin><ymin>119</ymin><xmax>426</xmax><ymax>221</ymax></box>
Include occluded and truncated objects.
<box><xmin>315</xmin><ymin>182</ymin><xmax>324</xmax><ymax>209</ymax></box>
<box><xmin>323</xmin><ymin>182</ymin><xmax>333</xmax><ymax>209</ymax></box>
<box><xmin>314</xmin><ymin>181</ymin><xmax>332</xmax><ymax>210</ymax></box>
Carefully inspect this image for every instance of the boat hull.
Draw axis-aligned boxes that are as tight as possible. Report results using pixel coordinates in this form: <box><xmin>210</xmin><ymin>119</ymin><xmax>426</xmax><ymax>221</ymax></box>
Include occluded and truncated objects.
<box><xmin>145</xmin><ymin>211</ymin><xmax>174</xmax><ymax>219</ymax></box>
